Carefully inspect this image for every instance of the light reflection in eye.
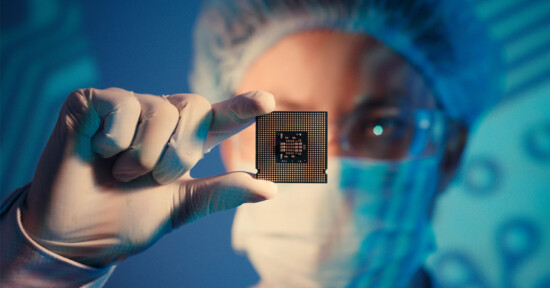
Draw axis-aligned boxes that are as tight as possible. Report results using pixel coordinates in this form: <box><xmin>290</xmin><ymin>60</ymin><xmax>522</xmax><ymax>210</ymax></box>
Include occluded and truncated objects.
<box><xmin>373</xmin><ymin>125</ymin><xmax>383</xmax><ymax>136</ymax></box>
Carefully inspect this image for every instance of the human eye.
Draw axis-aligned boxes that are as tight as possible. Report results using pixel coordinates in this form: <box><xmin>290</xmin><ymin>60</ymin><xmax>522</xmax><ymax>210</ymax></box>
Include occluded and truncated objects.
<box><xmin>343</xmin><ymin>110</ymin><xmax>416</xmax><ymax>159</ymax></box>
<box><xmin>364</xmin><ymin>116</ymin><xmax>409</xmax><ymax>139</ymax></box>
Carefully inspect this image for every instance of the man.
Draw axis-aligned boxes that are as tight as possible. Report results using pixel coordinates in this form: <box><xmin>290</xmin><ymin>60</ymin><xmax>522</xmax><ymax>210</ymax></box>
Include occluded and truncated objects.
<box><xmin>0</xmin><ymin>0</ymin><xmax>501</xmax><ymax>287</ymax></box>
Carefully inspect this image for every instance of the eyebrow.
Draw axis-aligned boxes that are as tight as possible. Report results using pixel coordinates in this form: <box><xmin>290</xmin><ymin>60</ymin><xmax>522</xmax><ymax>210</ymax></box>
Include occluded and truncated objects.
<box><xmin>275</xmin><ymin>92</ymin><xmax>428</xmax><ymax>113</ymax></box>
<box><xmin>354</xmin><ymin>93</ymin><xmax>413</xmax><ymax>109</ymax></box>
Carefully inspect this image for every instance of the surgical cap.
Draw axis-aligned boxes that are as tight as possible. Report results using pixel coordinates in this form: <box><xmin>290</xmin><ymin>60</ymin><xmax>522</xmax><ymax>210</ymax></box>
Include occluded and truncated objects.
<box><xmin>190</xmin><ymin>0</ymin><xmax>504</xmax><ymax>127</ymax></box>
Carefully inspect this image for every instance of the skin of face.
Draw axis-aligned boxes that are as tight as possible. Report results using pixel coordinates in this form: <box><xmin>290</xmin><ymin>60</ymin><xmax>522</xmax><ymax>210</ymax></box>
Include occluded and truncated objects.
<box><xmin>220</xmin><ymin>30</ymin><xmax>466</xmax><ymax>192</ymax></box>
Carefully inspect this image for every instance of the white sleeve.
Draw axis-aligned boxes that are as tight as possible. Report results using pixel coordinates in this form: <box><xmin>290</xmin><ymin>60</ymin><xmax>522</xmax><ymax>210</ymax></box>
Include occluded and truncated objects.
<box><xmin>0</xmin><ymin>184</ymin><xmax>116</xmax><ymax>287</ymax></box>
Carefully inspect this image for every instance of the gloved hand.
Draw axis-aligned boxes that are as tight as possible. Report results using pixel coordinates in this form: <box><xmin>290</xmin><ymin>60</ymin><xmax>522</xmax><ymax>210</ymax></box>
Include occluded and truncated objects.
<box><xmin>20</xmin><ymin>87</ymin><xmax>277</xmax><ymax>268</ymax></box>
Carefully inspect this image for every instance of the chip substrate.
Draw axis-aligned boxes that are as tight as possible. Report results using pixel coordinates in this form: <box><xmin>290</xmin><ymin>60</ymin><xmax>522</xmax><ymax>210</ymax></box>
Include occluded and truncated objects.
<box><xmin>256</xmin><ymin>111</ymin><xmax>327</xmax><ymax>183</ymax></box>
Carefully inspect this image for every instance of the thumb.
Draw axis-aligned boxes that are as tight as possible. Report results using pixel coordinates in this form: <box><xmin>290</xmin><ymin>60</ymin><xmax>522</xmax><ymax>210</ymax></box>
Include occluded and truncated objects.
<box><xmin>171</xmin><ymin>172</ymin><xmax>277</xmax><ymax>228</ymax></box>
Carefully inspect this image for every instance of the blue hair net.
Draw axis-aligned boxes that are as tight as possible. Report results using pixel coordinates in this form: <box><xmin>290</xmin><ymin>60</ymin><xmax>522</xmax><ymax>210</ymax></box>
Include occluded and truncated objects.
<box><xmin>190</xmin><ymin>0</ymin><xmax>503</xmax><ymax>127</ymax></box>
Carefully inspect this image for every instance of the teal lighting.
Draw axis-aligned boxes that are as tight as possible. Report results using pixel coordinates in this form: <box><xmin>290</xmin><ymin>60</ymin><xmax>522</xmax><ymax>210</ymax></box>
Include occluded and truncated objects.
<box><xmin>373</xmin><ymin>125</ymin><xmax>383</xmax><ymax>136</ymax></box>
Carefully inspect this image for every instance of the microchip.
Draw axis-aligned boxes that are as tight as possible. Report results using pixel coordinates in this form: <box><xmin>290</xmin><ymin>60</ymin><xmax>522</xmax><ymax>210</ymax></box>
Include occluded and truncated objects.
<box><xmin>256</xmin><ymin>111</ymin><xmax>327</xmax><ymax>183</ymax></box>
<box><xmin>276</xmin><ymin>132</ymin><xmax>308</xmax><ymax>163</ymax></box>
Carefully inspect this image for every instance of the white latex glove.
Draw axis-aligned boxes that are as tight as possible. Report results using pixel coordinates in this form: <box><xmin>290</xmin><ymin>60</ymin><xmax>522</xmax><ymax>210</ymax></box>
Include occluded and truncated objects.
<box><xmin>20</xmin><ymin>87</ymin><xmax>277</xmax><ymax>267</ymax></box>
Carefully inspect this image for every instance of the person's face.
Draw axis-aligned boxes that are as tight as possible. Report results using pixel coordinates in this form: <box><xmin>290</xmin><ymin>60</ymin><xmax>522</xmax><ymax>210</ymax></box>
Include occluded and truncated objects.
<box><xmin>220</xmin><ymin>30</ymin><xmax>457</xmax><ymax>173</ymax></box>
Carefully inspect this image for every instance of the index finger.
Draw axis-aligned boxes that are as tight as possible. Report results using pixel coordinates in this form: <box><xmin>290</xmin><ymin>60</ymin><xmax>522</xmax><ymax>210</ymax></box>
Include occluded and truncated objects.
<box><xmin>204</xmin><ymin>90</ymin><xmax>275</xmax><ymax>152</ymax></box>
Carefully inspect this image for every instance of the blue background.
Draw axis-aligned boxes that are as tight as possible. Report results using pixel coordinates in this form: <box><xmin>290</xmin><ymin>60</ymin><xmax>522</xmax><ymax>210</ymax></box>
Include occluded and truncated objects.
<box><xmin>1</xmin><ymin>0</ymin><xmax>549</xmax><ymax>287</ymax></box>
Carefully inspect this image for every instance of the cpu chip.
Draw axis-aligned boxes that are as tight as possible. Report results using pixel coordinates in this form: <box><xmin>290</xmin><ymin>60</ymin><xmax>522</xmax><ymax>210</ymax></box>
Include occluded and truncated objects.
<box><xmin>276</xmin><ymin>132</ymin><xmax>307</xmax><ymax>163</ymax></box>
<box><xmin>256</xmin><ymin>111</ymin><xmax>327</xmax><ymax>183</ymax></box>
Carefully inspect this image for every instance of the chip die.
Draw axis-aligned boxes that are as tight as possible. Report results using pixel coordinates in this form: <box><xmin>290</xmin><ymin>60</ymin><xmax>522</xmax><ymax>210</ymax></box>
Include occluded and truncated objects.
<box><xmin>256</xmin><ymin>111</ymin><xmax>327</xmax><ymax>183</ymax></box>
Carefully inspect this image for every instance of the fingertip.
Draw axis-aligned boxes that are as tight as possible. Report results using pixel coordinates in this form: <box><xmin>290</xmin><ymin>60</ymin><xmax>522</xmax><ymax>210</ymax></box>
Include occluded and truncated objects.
<box><xmin>250</xmin><ymin>90</ymin><xmax>275</xmax><ymax>115</ymax></box>
<box><xmin>112</xmin><ymin>169</ymin><xmax>139</xmax><ymax>183</ymax></box>
<box><xmin>113</xmin><ymin>173</ymin><xmax>137</xmax><ymax>183</ymax></box>
<box><xmin>238</xmin><ymin>172</ymin><xmax>278</xmax><ymax>200</ymax></box>
<box><xmin>241</xmin><ymin>181</ymin><xmax>277</xmax><ymax>204</ymax></box>
<box><xmin>258</xmin><ymin>179</ymin><xmax>278</xmax><ymax>200</ymax></box>
<box><xmin>111</xmin><ymin>152</ymin><xmax>147</xmax><ymax>182</ymax></box>
<box><xmin>237</xmin><ymin>90</ymin><xmax>275</xmax><ymax>116</ymax></box>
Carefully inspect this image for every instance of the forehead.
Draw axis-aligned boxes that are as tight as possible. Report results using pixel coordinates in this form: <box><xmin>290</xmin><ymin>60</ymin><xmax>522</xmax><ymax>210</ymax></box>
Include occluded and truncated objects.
<box><xmin>235</xmin><ymin>31</ymin><xmax>437</xmax><ymax>115</ymax></box>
